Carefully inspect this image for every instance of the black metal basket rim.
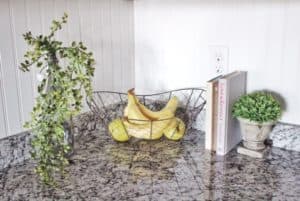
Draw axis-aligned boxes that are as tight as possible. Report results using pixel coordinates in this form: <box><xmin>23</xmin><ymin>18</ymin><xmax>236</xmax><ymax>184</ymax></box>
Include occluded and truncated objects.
<box><xmin>87</xmin><ymin>87</ymin><xmax>207</xmax><ymax>125</ymax></box>
<box><xmin>91</xmin><ymin>87</ymin><xmax>206</xmax><ymax>97</ymax></box>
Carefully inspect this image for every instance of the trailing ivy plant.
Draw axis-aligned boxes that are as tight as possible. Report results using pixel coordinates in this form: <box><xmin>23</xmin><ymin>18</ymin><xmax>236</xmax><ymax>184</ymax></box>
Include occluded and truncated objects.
<box><xmin>232</xmin><ymin>92</ymin><xmax>281</xmax><ymax>123</ymax></box>
<box><xmin>20</xmin><ymin>13</ymin><xmax>95</xmax><ymax>186</ymax></box>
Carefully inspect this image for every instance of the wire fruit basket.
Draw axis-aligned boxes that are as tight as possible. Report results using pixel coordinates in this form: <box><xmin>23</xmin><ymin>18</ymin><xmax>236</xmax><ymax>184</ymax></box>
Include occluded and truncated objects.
<box><xmin>87</xmin><ymin>88</ymin><xmax>206</xmax><ymax>140</ymax></box>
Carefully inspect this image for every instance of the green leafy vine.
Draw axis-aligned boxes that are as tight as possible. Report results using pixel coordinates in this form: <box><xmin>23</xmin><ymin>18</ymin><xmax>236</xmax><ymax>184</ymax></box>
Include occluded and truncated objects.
<box><xmin>20</xmin><ymin>13</ymin><xmax>95</xmax><ymax>186</ymax></box>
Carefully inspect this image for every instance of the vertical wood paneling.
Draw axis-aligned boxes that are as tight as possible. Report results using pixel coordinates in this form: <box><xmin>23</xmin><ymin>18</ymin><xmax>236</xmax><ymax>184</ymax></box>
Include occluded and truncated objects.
<box><xmin>90</xmin><ymin>0</ymin><xmax>104</xmax><ymax>90</ymax></box>
<box><xmin>53</xmin><ymin>0</ymin><xmax>68</xmax><ymax>42</ymax></box>
<box><xmin>124</xmin><ymin>0</ymin><xmax>135</xmax><ymax>90</ymax></box>
<box><xmin>120</xmin><ymin>0</ymin><xmax>128</xmax><ymax>91</ymax></box>
<box><xmin>77</xmin><ymin>0</ymin><xmax>94</xmax><ymax>76</ymax></box>
<box><xmin>9</xmin><ymin>0</ymin><xmax>25</xmax><ymax>125</ymax></box>
<box><xmin>101</xmin><ymin>0</ymin><xmax>114</xmax><ymax>91</ymax></box>
<box><xmin>25</xmin><ymin>0</ymin><xmax>43</xmax><ymax>99</ymax></box>
<box><xmin>40</xmin><ymin>0</ymin><xmax>54</xmax><ymax>35</ymax></box>
<box><xmin>0</xmin><ymin>0</ymin><xmax>135</xmax><ymax>138</ymax></box>
<box><xmin>66</xmin><ymin>0</ymin><xmax>81</xmax><ymax>42</ymax></box>
<box><xmin>0</xmin><ymin>54</ymin><xmax>9</xmax><ymax>138</ymax></box>
<box><xmin>77</xmin><ymin>0</ymin><xmax>92</xmax><ymax>47</ymax></box>
<box><xmin>11</xmin><ymin>0</ymin><xmax>35</xmax><ymax>123</ymax></box>
<box><xmin>0</xmin><ymin>0</ymin><xmax>23</xmax><ymax>135</ymax></box>
<box><xmin>111</xmin><ymin>0</ymin><xmax>122</xmax><ymax>91</ymax></box>
<box><xmin>0</xmin><ymin>85</ymin><xmax>7</xmax><ymax>138</ymax></box>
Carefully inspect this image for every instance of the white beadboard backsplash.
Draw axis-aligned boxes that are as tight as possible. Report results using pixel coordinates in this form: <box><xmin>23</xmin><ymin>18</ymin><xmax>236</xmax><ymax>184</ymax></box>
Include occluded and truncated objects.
<box><xmin>134</xmin><ymin>0</ymin><xmax>300</xmax><ymax>125</ymax></box>
<box><xmin>0</xmin><ymin>0</ymin><xmax>135</xmax><ymax>138</ymax></box>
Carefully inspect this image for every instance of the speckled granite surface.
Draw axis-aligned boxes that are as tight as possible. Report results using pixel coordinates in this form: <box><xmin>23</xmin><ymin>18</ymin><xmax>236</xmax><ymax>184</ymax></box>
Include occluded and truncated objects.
<box><xmin>1</xmin><ymin>120</ymin><xmax>300</xmax><ymax>200</ymax></box>
<box><xmin>269</xmin><ymin>123</ymin><xmax>300</xmax><ymax>152</ymax></box>
<box><xmin>2</xmin><ymin>109</ymin><xmax>299</xmax><ymax>171</ymax></box>
<box><xmin>1</xmin><ymin>99</ymin><xmax>300</xmax><ymax>200</ymax></box>
<box><xmin>0</xmin><ymin>113</ymin><xmax>97</xmax><ymax>170</ymax></box>
<box><xmin>0</xmin><ymin>132</ymin><xmax>31</xmax><ymax>170</ymax></box>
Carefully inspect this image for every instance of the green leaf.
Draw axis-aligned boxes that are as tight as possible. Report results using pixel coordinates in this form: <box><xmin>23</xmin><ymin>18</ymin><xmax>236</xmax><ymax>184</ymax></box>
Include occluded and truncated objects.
<box><xmin>233</xmin><ymin>92</ymin><xmax>282</xmax><ymax>123</ymax></box>
<box><xmin>37</xmin><ymin>62</ymin><xmax>43</xmax><ymax>67</ymax></box>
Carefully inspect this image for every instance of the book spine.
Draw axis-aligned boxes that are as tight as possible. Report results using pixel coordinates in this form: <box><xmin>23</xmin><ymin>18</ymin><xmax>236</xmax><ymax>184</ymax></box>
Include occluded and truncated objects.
<box><xmin>212</xmin><ymin>82</ymin><xmax>219</xmax><ymax>151</ymax></box>
<box><xmin>217</xmin><ymin>79</ymin><xmax>227</xmax><ymax>155</ymax></box>
<box><xmin>205</xmin><ymin>82</ymin><xmax>213</xmax><ymax>150</ymax></box>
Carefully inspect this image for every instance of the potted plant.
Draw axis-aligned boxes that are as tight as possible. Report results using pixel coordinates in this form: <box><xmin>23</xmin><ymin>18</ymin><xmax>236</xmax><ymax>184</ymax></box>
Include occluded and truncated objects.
<box><xmin>232</xmin><ymin>92</ymin><xmax>282</xmax><ymax>150</ymax></box>
<box><xmin>20</xmin><ymin>13</ymin><xmax>95</xmax><ymax>185</ymax></box>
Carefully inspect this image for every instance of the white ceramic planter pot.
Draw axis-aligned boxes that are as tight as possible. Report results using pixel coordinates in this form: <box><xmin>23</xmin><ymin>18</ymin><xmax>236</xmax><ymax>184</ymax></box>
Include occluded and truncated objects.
<box><xmin>237</xmin><ymin>117</ymin><xmax>275</xmax><ymax>150</ymax></box>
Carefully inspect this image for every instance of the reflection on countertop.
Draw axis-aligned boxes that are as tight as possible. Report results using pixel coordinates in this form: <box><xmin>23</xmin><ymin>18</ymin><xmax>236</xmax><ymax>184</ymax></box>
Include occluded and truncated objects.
<box><xmin>1</xmin><ymin>121</ymin><xmax>300</xmax><ymax>201</ymax></box>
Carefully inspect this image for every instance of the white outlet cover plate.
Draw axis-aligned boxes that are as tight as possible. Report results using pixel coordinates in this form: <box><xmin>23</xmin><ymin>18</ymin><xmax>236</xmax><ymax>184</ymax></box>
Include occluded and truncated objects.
<box><xmin>209</xmin><ymin>45</ymin><xmax>229</xmax><ymax>76</ymax></box>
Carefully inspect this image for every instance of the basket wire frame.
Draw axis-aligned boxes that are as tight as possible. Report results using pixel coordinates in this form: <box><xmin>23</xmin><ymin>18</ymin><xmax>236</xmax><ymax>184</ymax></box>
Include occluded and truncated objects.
<box><xmin>87</xmin><ymin>88</ymin><xmax>206</xmax><ymax>138</ymax></box>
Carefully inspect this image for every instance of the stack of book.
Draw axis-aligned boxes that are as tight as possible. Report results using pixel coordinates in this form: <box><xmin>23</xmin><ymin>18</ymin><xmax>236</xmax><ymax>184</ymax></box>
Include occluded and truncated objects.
<box><xmin>205</xmin><ymin>71</ymin><xmax>247</xmax><ymax>155</ymax></box>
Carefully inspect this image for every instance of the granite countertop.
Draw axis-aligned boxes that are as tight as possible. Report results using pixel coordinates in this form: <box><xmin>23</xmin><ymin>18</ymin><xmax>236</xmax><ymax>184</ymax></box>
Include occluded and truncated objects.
<box><xmin>0</xmin><ymin>119</ymin><xmax>300</xmax><ymax>201</ymax></box>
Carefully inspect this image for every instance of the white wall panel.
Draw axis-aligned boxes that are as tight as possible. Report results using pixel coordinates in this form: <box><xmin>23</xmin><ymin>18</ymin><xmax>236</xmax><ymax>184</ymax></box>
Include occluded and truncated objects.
<box><xmin>0</xmin><ymin>84</ymin><xmax>7</xmax><ymax>139</ymax></box>
<box><xmin>10</xmin><ymin>0</ymin><xmax>35</xmax><ymax>123</ymax></box>
<box><xmin>0</xmin><ymin>0</ymin><xmax>135</xmax><ymax>138</ymax></box>
<box><xmin>91</xmin><ymin>0</ymin><xmax>108</xmax><ymax>90</ymax></box>
<box><xmin>0</xmin><ymin>0</ymin><xmax>23</xmax><ymax>135</ymax></box>
<box><xmin>25</xmin><ymin>0</ymin><xmax>43</xmax><ymax>99</ymax></box>
<box><xmin>121</xmin><ymin>0</ymin><xmax>135</xmax><ymax>91</ymax></box>
<box><xmin>111</xmin><ymin>0</ymin><xmax>123</xmax><ymax>91</ymax></box>
<box><xmin>0</xmin><ymin>54</ymin><xmax>8</xmax><ymax>138</ymax></box>
<box><xmin>54</xmin><ymin>0</ymin><xmax>69</xmax><ymax>43</ymax></box>
<box><xmin>134</xmin><ymin>0</ymin><xmax>300</xmax><ymax>125</ymax></box>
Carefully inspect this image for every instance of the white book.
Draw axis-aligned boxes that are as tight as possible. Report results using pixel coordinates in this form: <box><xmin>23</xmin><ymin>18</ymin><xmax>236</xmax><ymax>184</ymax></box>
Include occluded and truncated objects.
<box><xmin>205</xmin><ymin>75</ymin><xmax>222</xmax><ymax>151</ymax></box>
<box><xmin>216</xmin><ymin>71</ymin><xmax>247</xmax><ymax>155</ymax></box>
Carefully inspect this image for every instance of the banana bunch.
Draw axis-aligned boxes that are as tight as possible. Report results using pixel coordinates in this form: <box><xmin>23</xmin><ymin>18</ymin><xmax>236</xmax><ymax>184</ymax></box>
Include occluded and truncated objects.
<box><xmin>108</xmin><ymin>89</ymin><xmax>186</xmax><ymax>142</ymax></box>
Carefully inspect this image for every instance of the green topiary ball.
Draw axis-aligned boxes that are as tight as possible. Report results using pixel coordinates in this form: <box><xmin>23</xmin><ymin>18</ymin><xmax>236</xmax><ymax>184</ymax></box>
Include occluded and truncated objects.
<box><xmin>232</xmin><ymin>92</ymin><xmax>282</xmax><ymax>123</ymax></box>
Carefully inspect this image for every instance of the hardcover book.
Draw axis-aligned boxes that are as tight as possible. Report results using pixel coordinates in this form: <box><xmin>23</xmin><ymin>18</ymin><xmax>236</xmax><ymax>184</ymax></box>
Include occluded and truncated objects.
<box><xmin>205</xmin><ymin>75</ymin><xmax>222</xmax><ymax>151</ymax></box>
<box><xmin>216</xmin><ymin>71</ymin><xmax>247</xmax><ymax>155</ymax></box>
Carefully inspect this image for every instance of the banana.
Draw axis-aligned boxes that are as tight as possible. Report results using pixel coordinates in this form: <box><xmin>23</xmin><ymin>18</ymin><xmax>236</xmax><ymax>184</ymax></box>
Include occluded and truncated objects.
<box><xmin>108</xmin><ymin>119</ymin><xmax>130</xmax><ymax>142</ymax></box>
<box><xmin>124</xmin><ymin>89</ymin><xmax>158</xmax><ymax>124</ymax></box>
<box><xmin>164</xmin><ymin>118</ymin><xmax>186</xmax><ymax>141</ymax></box>
<box><xmin>135</xmin><ymin>96</ymin><xmax>178</xmax><ymax>120</ymax></box>
<box><xmin>109</xmin><ymin>88</ymin><xmax>186</xmax><ymax>141</ymax></box>
<box><xmin>122</xmin><ymin>89</ymin><xmax>179</xmax><ymax>139</ymax></box>
<box><xmin>123</xmin><ymin>117</ymin><xmax>173</xmax><ymax>140</ymax></box>
<box><xmin>125</xmin><ymin>88</ymin><xmax>178</xmax><ymax>120</ymax></box>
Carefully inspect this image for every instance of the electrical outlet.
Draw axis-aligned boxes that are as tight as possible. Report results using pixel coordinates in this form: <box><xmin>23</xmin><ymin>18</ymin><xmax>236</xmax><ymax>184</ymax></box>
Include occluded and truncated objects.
<box><xmin>209</xmin><ymin>46</ymin><xmax>229</xmax><ymax>76</ymax></box>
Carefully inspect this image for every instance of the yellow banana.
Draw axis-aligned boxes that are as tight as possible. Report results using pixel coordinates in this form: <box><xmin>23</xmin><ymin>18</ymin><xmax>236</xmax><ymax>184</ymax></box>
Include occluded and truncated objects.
<box><xmin>123</xmin><ymin>89</ymin><xmax>179</xmax><ymax>139</ymax></box>
<box><xmin>109</xmin><ymin>88</ymin><xmax>186</xmax><ymax>141</ymax></box>
<box><xmin>134</xmin><ymin>96</ymin><xmax>178</xmax><ymax>119</ymax></box>
<box><xmin>125</xmin><ymin>88</ymin><xmax>178</xmax><ymax>120</ymax></box>
<box><xmin>109</xmin><ymin>117</ymin><xmax>186</xmax><ymax>141</ymax></box>
<box><xmin>123</xmin><ymin>117</ymin><xmax>173</xmax><ymax>140</ymax></box>
<box><xmin>108</xmin><ymin>119</ymin><xmax>130</xmax><ymax>142</ymax></box>
<box><xmin>164</xmin><ymin>118</ymin><xmax>186</xmax><ymax>141</ymax></box>
<box><xmin>124</xmin><ymin>89</ymin><xmax>158</xmax><ymax>124</ymax></box>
